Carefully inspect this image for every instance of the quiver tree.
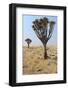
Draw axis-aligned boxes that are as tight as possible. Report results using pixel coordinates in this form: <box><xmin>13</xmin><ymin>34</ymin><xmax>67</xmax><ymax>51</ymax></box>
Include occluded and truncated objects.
<box><xmin>32</xmin><ymin>17</ymin><xmax>55</xmax><ymax>59</ymax></box>
<box><xmin>25</xmin><ymin>38</ymin><xmax>32</xmax><ymax>48</ymax></box>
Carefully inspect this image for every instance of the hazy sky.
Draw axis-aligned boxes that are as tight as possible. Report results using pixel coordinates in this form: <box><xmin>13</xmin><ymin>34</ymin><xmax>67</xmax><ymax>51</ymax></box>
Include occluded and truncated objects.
<box><xmin>23</xmin><ymin>15</ymin><xmax>57</xmax><ymax>46</ymax></box>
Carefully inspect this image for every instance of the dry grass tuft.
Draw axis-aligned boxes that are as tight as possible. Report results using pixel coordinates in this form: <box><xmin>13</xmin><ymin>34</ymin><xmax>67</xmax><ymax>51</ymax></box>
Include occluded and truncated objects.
<box><xmin>23</xmin><ymin>46</ymin><xmax>57</xmax><ymax>75</ymax></box>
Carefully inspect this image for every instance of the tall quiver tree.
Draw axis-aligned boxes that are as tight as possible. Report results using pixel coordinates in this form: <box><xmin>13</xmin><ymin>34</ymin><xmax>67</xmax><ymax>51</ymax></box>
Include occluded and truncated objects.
<box><xmin>32</xmin><ymin>17</ymin><xmax>55</xmax><ymax>59</ymax></box>
<box><xmin>25</xmin><ymin>38</ymin><xmax>32</xmax><ymax>48</ymax></box>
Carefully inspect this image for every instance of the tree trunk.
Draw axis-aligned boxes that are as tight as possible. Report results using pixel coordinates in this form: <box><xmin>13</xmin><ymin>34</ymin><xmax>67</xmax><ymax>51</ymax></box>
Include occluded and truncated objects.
<box><xmin>28</xmin><ymin>43</ymin><xmax>29</xmax><ymax>48</ymax></box>
<box><xmin>44</xmin><ymin>44</ymin><xmax>47</xmax><ymax>59</ymax></box>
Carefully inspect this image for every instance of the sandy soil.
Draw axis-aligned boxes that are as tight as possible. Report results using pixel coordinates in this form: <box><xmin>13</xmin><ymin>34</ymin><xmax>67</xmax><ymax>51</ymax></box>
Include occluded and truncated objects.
<box><xmin>23</xmin><ymin>46</ymin><xmax>57</xmax><ymax>75</ymax></box>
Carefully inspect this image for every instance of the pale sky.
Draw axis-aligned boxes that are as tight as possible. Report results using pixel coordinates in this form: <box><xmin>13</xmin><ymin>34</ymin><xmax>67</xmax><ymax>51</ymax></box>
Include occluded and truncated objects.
<box><xmin>23</xmin><ymin>15</ymin><xmax>57</xmax><ymax>46</ymax></box>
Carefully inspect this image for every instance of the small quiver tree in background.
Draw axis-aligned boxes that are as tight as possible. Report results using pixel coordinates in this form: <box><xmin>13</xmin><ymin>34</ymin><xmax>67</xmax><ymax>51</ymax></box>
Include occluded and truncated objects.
<box><xmin>32</xmin><ymin>17</ymin><xmax>55</xmax><ymax>59</ymax></box>
<box><xmin>25</xmin><ymin>38</ymin><xmax>32</xmax><ymax>48</ymax></box>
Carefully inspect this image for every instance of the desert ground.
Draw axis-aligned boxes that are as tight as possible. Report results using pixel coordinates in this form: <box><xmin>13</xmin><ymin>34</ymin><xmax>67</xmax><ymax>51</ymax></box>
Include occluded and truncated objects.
<box><xmin>23</xmin><ymin>45</ymin><xmax>57</xmax><ymax>75</ymax></box>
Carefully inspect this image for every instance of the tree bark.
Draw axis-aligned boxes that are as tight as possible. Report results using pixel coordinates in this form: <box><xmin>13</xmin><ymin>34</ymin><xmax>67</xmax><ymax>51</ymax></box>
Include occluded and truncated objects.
<box><xmin>44</xmin><ymin>44</ymin><xmax>47</xmax><ymax>59</ymax></box>
<box><xmin>28</xmin><ymin>43</ymin><xmax>29</xmax><ymax>48</ymax></box>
